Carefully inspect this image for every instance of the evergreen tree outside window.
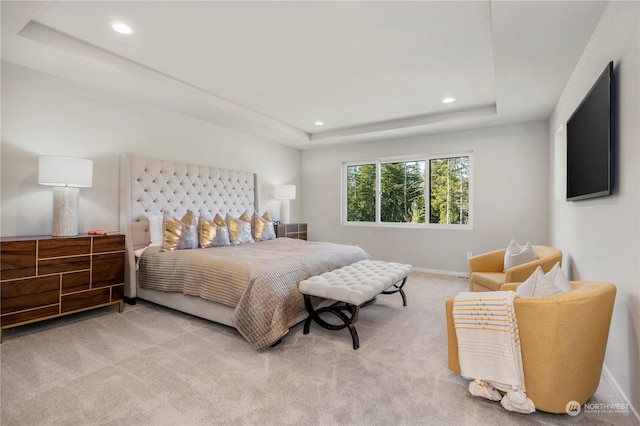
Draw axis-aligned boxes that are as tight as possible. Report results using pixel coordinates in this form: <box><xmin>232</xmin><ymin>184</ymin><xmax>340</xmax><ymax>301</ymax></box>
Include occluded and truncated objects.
<box><xmin>343</xmin><ymin>153</ymin><xmax>471</xmax><ymax>228</ymax></box>
<box><xmin>346</xmin><ymin>163</ymin><xmax>376</xmax><ymax>222</ymax></box>
<box><xmin>429</xmin><ymin>156</ymin><xmax>469</xmax><ymax>224</ymax></box>
<box><xmin>380</xmin><ymin>161</ymin><xmax>425</xmax><ymax>223</ymax></box>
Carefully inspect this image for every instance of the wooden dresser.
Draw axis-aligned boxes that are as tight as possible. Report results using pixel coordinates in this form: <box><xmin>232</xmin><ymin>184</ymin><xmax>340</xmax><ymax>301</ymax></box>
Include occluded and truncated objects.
<box><xmin>274</xmin><ymin>223</ymin><xmax>307</xmax><ymax>240</ymax></box>
<box><xmin>0</xmin><ymin>234</ymin><xmax>125</xmax><ymax>342</ymax></box>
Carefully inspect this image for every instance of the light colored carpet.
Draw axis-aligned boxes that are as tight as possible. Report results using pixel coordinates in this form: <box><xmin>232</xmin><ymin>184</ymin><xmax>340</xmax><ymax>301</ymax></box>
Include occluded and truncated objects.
<box><xmin>1</xmin><ymin>272</ymin><xmax>637</xmax><ymax>426</ymax></box>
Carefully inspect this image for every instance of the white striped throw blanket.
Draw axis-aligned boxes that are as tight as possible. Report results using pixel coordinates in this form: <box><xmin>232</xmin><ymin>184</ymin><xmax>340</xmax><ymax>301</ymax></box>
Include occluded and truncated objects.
<box><xmin>453</xmin><ymin>291</ymin><xmax>535</xmax><ymax>413</ymax></box>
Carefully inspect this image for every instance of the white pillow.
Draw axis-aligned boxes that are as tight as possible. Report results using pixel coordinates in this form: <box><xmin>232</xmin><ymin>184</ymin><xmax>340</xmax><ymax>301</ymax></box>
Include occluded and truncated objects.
<box><xmin>148</xmin><ymin>214</ymin><xmax>163</xmax><ymax>246</ymax></box>
<box><xmin>545</xmin><ymin>262</ymin><xmax>573</xmax><ymax>293</ymax></box>
<box><xmin>516</xmin><ymin>265</ymin><xmax>571</xmax><ymax>297</ymax></box>
<box><xmin>503</xmin><ymin>239</ymin><xmax>537</xmax><ymax>272</ymax></box>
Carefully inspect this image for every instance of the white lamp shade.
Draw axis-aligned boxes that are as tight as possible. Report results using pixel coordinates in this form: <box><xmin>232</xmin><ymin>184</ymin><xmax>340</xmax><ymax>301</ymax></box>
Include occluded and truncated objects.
<box><xmin>274</xmin><ymin>184</ymin><xmax>296</xmax><ymax>200</ymax></box>
<box><xmin>39</xmin><ymin>156</ymin><xmax>93</xmax><ymax>187</ymax></box>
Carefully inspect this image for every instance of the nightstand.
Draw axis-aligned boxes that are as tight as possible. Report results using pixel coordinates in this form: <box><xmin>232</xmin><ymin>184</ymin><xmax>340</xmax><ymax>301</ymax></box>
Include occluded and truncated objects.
<box><xmin>274</xmin><ymin>223</ymin><xmax>307</xmax><ymax>240</ymax></box>
<box><xmin>0</xmin><ymin>234</ymin><xmax>125</xmax><ymax>343</ymax></box>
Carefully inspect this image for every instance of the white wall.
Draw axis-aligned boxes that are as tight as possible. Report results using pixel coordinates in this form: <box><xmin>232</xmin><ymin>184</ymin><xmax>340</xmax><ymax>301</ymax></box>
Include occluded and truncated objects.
<box><xmin>549</xmin><ymin>1</ymin><xmax>639</xmax><ymax>415</ymax></box>
<box><xmin>301</xmin><ymin>120</ymin><xmax>550</xmax><ymax>274</ymax></box>
<box><xmin>1</xmin><ymin>62</ymin><xmax>302</xmax><ymax>237</ymax></box>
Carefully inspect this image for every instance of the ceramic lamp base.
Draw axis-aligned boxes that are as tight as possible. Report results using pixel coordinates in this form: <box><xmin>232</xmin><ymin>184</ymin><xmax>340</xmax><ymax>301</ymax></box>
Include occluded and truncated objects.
<box><xmin>279</xmin><ymin>199</ymin><xmax>291</xmax><ymax>224</ymax></box>
<box><xmin>52</xmin><ymin>186</ymin><xmax>79</xmax><ymax>237</ymax></box>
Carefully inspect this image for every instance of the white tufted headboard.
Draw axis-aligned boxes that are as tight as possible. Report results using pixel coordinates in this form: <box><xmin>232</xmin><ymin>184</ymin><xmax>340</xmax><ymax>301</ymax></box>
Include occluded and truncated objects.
<box><xmin>119</xmin><ymin>154</ymin><xmax>259</xmax><ymax>298</ymax></box>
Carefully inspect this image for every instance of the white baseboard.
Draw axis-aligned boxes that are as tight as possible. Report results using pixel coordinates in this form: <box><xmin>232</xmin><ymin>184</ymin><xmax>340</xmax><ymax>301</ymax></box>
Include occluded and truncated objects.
<box><xmin>412</xmin><ymin>267</ymin><xmax>468</xmax><ymax>279</ymax></box>
<box><xmin>602</xmin><ymin>364</ymin><xmax>640</xmax><ymax>422</ymax></box>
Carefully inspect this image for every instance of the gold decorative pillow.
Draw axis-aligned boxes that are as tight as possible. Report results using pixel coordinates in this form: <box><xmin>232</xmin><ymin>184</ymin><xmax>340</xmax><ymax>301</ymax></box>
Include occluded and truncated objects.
<box><xmin>199</xmin><ymin>213</ymin><xmax>230</xmax><ymax>248</ymax></box>
<box><xmin>161</xmin><ymin>210</ymin><xmax>198</xmax><ymax>252</ymax></box>
<box><xmin>252</xmin><ymin>211</ymin><xmax>276</xmax><ymax>242</ymax></box>
<box><xmin>226</xmin><ymin>213</ymin><xmax>254</xmax><ymax>246</ymax></box>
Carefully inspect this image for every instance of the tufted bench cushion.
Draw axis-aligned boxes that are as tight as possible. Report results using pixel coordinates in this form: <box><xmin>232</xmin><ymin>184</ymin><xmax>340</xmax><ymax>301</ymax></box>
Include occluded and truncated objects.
<box><xmin>299</xmin><ymin>260</ymin><xmax>413</xmax><ymax>305</ymax></box>
<box><xmin>298</xmin><ymin>259</ymin><xmax>412</xmax><ymax>349</ymax></box>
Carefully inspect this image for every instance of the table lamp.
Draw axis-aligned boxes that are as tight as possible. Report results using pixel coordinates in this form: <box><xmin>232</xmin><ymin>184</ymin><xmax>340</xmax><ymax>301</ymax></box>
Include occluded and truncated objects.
<box><xmin>38</xmin><ymin>155</ymin><xmax>93</xmax><ymax>237</ymax></box>
<box><xmin>274</xmin><ymin>184</ymin><xmax>296</xmax><ymax>224</ymax></box>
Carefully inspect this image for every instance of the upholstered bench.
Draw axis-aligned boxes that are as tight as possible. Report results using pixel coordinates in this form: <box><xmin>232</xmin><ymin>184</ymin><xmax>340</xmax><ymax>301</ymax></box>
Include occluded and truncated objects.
<box><xmin>298</xmin><ymin>260</ymin><xmax>412</xmax><ymax>349</ymax></box>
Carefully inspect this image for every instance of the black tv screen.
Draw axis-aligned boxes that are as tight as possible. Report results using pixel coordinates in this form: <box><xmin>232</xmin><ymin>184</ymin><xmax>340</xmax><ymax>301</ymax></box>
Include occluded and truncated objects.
<box><xmin>566</xmin><ymin>61</ymin><xmax>614</xmax><ymax>201</ymax></box>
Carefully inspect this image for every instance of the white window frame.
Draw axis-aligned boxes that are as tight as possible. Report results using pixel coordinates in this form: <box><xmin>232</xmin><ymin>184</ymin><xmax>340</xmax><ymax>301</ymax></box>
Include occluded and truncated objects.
<box><xmin>342</xmin><ymin>151</ymin><xmax>473</xmax><ymax>230</ymax></box>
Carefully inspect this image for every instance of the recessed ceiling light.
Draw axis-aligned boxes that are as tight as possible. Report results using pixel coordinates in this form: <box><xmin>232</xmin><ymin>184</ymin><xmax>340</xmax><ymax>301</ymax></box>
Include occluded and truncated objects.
<box><xmin>314</xmin><ymin>121</ymin><xmax>324</xmax><ymax>126</ymax></box>
<box><xmin>110</xmin><ymin>21</ymin><xmax>134</xmax><ymax>35</ymax></box>
<box><xmin>442</xmin><ymin>97</ymin><xmax>456</xmax><ymax>104</ymax></box>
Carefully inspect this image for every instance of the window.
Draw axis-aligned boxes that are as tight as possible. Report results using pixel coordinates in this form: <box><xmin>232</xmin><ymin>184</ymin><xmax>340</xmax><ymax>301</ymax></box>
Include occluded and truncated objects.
<box><xmin>429</xmin><ymin>156</ymin><xmax>470</xmax><ymax>225</ymax></box>
<box><xmin>343</xmin><ymin>153</ymin><xmax>471</xmax><ymax>228</ymax></box>
<box><xmin>346</xmin><ymin>163</ymin><xmax>376</xmax><ymax>222</ymax></box>
<box><xmin>381</xmin><ymin>161</ymin><xmax>426</xmax><ymax>223</ymax></box>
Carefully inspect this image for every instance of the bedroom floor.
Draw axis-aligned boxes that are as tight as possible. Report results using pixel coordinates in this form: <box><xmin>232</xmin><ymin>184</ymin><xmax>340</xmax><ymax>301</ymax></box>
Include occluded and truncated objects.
<box><xmin>1</xmin><ymin>272</ymin><xmax>636</xmax><ymax>426</ymax></box>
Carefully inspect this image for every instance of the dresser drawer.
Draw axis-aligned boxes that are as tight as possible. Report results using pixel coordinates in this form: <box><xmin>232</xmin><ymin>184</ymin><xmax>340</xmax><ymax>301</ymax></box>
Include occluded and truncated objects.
<box><xmin>285</xmin><ymin>224</ymin><xmax>299</xmax><ymax>234</ymax></box>
<box><xmin>38</xmin><ymin>237</ymin><xmax>91</xmax><ymax>258</ymax></box>
<box><xmin>38</xmin><ymin>256</ymin><xmax>90</xmax><ymax>275</ymax></box>
<box><xmin>61</xmin><ymin>288</ymin><xmax>111</xmax><ymax>313</ymax></box>
<box><xmin>275</xmin><ymin>223</ymin><xmax>308</xmax><ymax>240</ymax></box>
<box><xmin>1</xmin><ymin>276</ymin><xmax>60</xmax><ymax>314</ymax></box>
<box><xmin>93</xmin><ymin>235</ymin><xmax>125</xmax><ymax>253</ymax></box>
<box><xmin>62</xmin><ymin>271</ymin><xmax>91</xmax><ymax>294</ymax></box>
<box><xmin>111</xmin><ymin>284</ymin><xmax>125</xmax><ymax>301</ymax></box>
<box><xmin>93</xmin><ymin>253</ymin><xmax>125</xmax><ymax>287</ymax></box>
<box><xmin>1</xmin><ymin>305</ymin><xmax>60</xmax><ymax>327</ymax></box>
<box><xmin>0</xmin><ymin>241</ymin><xmax>36</xmax><ymax>280</ymax></box>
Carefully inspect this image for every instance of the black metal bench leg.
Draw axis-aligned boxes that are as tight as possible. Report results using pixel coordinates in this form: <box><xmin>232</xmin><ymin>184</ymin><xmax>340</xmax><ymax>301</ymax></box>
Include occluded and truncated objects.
<box><xmin>382</xmin><ymin>277</ymin><xmax>408</xmax><ymax>306</ymax></box>
<box><xmin>303</xmin><ymin>315</ymin><xmax>313</xmax><ymax>335</ymax></box>
<box><xmin>301</xmin><ymin>272</ymin><xmax>409</xmax><ymax>349</ymax></box>
<box><xmin>348</xmin><ymin>305</ymin><xmax>360</xmax><ymax>349</ymax></box>
<box><xmin>348</xmin><ymin>324</ymin><xmax>359</xmax><ymax>350</ymax></box>
<box><xmin>303</xmin><ymin>294</ymin><xmax>314</xmax><ymax>335</ymax></box>
<box><xmin>302</xmin><ymin>294</ymin><xmax>361</xmax><ymax>350</ymax></box>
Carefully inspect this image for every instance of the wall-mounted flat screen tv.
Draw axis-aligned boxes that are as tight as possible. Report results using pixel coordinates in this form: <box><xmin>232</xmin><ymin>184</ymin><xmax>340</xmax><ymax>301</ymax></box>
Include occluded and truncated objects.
<box><xmin>566</xmin><ymin>61</ymin><xmax>614</xmax><ymax>201</ymax></box>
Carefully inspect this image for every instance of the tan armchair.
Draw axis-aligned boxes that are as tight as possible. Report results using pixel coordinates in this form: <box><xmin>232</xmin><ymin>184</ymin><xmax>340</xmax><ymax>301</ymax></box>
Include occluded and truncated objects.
<box><xmin>468</xmin><ymin>245</ymin><xmax>562</xmax><ymax>291</ymax></box>
<box><xmin>446</xmin><ymin>281</ymin><xmax>616</xmax><ymax>414</ymax></box>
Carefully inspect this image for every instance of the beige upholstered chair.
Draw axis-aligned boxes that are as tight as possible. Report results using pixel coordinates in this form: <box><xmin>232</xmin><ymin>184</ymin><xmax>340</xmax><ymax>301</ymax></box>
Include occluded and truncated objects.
<box><xmin>468</xmin><ymin>245</ymin><xmax>562</xmax><ymax>291</ymax></box>
<box><xmin>446</xmin><ymin>281</ymin><xmax>617</xmax><ymax>414</ymax></box>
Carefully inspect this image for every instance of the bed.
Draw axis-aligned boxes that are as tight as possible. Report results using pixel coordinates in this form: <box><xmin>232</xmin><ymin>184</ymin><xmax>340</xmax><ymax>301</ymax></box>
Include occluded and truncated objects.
<box><xmin>119</xmin><ymin>154</ymin><xmax>369</xmax><ymax>349</ymax></box>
